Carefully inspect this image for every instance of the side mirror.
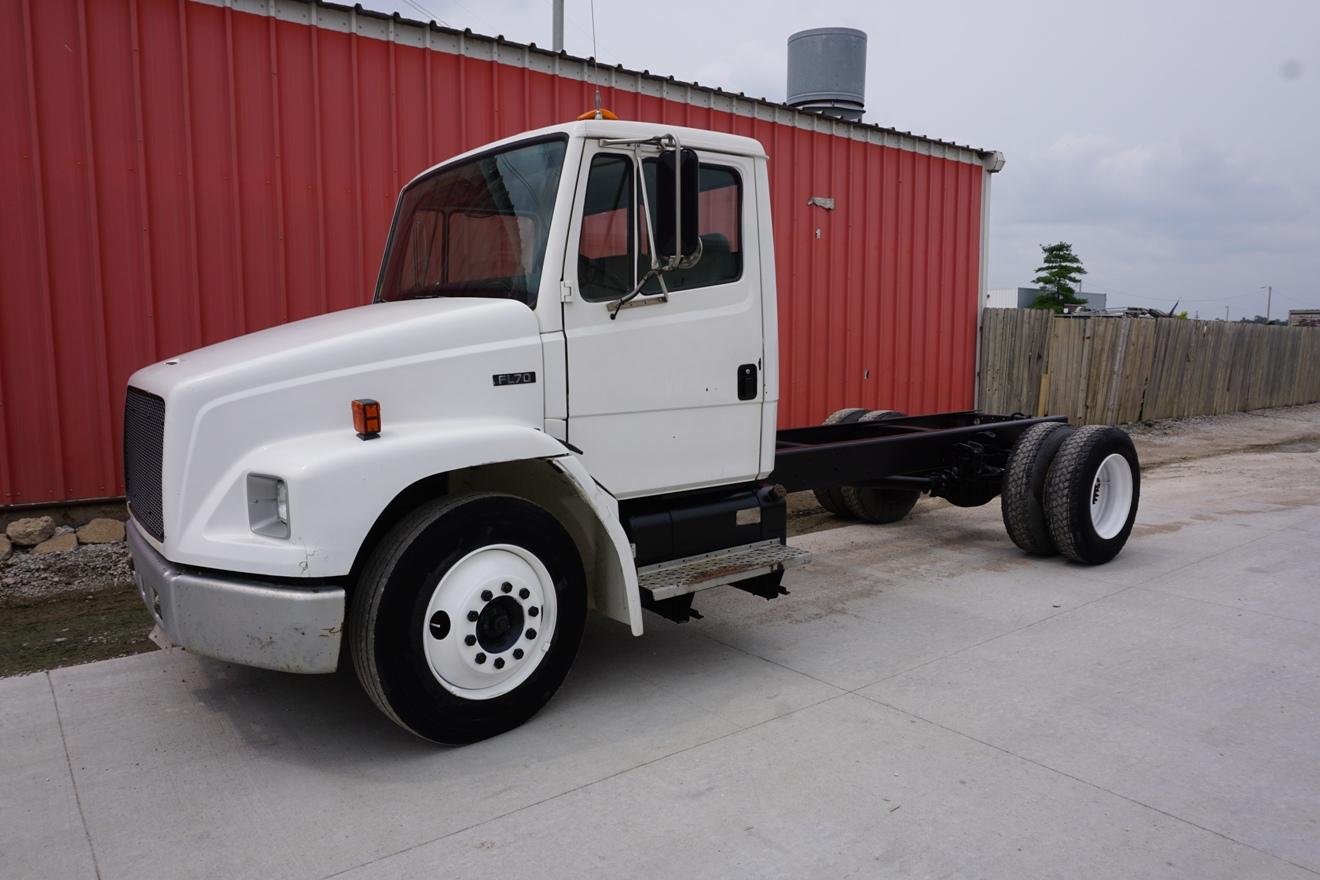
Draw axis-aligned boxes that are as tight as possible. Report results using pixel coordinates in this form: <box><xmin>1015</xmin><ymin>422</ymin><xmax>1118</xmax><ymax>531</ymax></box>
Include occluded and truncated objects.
<box><xmin>655</xmin><ymin>148</ymin><xmax>699</xmax><ymax>263</ymax></box>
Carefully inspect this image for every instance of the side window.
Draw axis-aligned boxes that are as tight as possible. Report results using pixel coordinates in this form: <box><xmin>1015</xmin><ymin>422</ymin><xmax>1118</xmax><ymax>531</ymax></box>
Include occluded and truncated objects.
<box><xmin>642</xmin><ymin>161</ymin><xmax>743</xmax><ymax>292</ymax></box>
<box><xmin>577</xmin><ymin>154</ymin><xmax>637</xmax><ymax>303</ymax></box>
<box><xmin>576</xmin><ymin>153</ymin><xmax>744</xmax><ymax>301</ymax></box>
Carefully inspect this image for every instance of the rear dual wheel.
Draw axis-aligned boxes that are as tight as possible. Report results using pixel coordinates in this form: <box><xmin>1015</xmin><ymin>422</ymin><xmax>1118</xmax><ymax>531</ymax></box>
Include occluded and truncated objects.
<box><xmin>813</xmin><ymin>408</ymin><xmax>919</xmax><ymax>524</ymax></box>
<box><xmin>812</xmin><ymin>408</ymin><xmax>868</xmax><ymax>516</ymax></box>
<box><xmin>1001</xmin><ymin>423</ymin><xmax>1140</xmax><ymax>564</ymax></box>
<box><xmin>1044</xmin><ymin>426</ymin><xmax>1140</xmax><ymax>565</ymax></box>
<box><xmin>350</xmin><ymin>493</ymin><xmax>586</xmax><ymax>743</ymax></box>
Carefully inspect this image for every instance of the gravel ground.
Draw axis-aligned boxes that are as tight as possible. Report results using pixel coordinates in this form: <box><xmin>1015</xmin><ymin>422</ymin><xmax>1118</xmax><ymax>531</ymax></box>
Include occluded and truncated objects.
<box><xmin>0</xmin><ymin>542</ymin><xmax>132</xmax><ymax>607</ymax></box>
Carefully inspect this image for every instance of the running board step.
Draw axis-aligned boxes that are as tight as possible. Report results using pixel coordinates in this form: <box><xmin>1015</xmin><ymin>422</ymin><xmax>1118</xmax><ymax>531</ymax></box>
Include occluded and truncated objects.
<box><xmin>637</xmin><ymin>540</ymin><xmax>812</xmax><ymax>602</ymax></box>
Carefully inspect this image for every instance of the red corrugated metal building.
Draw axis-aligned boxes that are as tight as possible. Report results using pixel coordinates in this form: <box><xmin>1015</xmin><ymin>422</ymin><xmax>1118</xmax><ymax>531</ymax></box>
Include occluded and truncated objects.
<box><xmin>0</xmin><ymin>0</ymin><xmax>1001</xmax><ymax>506</ymax></box>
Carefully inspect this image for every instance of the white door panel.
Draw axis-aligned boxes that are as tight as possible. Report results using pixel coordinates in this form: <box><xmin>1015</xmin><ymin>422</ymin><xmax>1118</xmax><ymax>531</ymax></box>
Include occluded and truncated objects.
<box><xmin>562</xmin><ymin>146</ymin><xmax>764</xmax><ymax>498</ymax></box>
<box><xmin>571</xmin><ymin>406</ymin><xmax>763</xmax><ymax>496</ymax></box>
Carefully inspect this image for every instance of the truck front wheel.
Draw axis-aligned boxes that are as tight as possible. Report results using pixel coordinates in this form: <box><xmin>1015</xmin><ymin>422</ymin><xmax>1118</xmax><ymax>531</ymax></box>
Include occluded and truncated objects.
<box><xmin>350</xmin><ymin>493</ymin><xmax>587</xmax><ymax>743</ymax></box>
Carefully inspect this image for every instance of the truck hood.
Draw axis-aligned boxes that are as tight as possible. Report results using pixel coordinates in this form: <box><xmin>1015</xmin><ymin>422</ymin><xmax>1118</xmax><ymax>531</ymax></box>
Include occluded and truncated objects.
<box><xmin>126</xmin><ymin>297</ymin><xmax>547</xmax><ymax>556</ymax></box>
<box><xmin>130</xmin><ymin>297</ymin><xmax>536</xmax><ymax>398</ymax></box>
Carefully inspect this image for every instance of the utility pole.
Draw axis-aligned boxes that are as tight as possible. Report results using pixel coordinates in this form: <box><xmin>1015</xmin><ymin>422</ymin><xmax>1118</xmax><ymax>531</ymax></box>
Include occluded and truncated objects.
<box><xmin>1261</xmin><ymin>285</ymin><xmax>1272</xmax><ymax>322</ymax></box>
<box><xmin>1225</xmin><ymin>305</ymin><xmax>1230</xmax><ymax>321</ymax></box>
<box><xmin>552</xmin><ymin>0</ymin><xmax>564</xmax><ymax>51</ymax></box>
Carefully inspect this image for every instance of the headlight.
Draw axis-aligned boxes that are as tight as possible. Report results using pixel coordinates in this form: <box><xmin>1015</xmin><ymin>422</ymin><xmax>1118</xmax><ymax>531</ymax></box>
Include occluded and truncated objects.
<box><xmin>247</xmin><ymin>474</ymin><xmax>290</xmax><ymax>538</ymax></box>
<box><xmin>276</xmin><ymin>479</ymin><xmax>289</xmax><ymax>524</ymax></box>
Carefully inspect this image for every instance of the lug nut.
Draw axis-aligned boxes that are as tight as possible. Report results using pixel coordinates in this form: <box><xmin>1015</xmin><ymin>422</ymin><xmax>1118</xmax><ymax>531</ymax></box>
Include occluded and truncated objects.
<box><xmin>501</xmin><ymin>582</ymin><xmax>512</xmax><ymax>593</ymax></box>
<box><xmin>464</xmin><ymin>635</ymin><xmax>476</xmax><ymax>646</ymax></box>
<box><xmin>481</xmin><ymin>590</ymin><xmax>493</xmax><ymax>602</ymax></box>
<box><xmin>467</xmin><ymin>610</ymin><xmax>479</xmax><ymax>622</ymax></box>
<box><xmin>475</xmin><ymin>653</ymin><xmax>486</xmax><ymax>665</ymax></box>
<box><xmin>525</xmin><ymin>628</ymin><xmax>537</xmax><ymax>640</ymax></box>
<box><xmin>528</xmin><ymin>606</ymin><xmax>539</xmax><ymax>617</ymax></box>
<box><xmin>513</xmin><ymin>648</ymin><xmax>524</xmax><ymax>660</ymax></box>
<box><xmin>519</xmin><ymin>587</ymin><xmax>530</xmax><ymax>599</ymax></box>
<box><xmin>493</xmin><ymin>658</ymin><xmax>505</xmax><ymax>669</ymax></box>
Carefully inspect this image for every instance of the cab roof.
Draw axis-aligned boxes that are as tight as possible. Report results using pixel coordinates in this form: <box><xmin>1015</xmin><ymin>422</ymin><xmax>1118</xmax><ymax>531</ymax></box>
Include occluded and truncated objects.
<box><xmin>405</xmin><ymin>120</ymin><xmax>767</xmax><ymax>190</ymax></box>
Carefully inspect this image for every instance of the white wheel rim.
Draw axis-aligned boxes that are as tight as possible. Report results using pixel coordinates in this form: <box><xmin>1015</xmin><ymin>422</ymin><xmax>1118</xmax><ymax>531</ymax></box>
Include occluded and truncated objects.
<box><xmin>420</xmin><ymin>544</ymin><xmax>557</xmax><ymax>700</ymax></box>
<box><xmin>1089</xmin><ymin>453</ymin><xmax>1133</xmax><ymax>539</ymax></box>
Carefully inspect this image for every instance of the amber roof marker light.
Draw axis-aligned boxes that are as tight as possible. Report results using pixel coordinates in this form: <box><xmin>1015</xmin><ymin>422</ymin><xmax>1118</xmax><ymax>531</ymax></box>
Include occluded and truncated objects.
<box><xmin>352</xmin><ymin>399</ymin><xmax>381</xmax><ymax>441</ymax></box>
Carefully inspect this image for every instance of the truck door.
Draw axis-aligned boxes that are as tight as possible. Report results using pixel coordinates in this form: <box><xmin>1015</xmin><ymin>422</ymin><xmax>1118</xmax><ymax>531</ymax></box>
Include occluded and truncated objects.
<box><xmin>561</xmin><ymin>144</ymin><xmax>764</xmax><ymax>498</ymax></box>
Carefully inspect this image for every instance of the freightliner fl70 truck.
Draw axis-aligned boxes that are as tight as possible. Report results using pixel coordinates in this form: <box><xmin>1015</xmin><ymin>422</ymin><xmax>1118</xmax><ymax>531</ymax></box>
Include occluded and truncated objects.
<box><xmin>124</xmin><ymin>120</ymin><xmax>1140</xmax><ymax>743</ymax></box>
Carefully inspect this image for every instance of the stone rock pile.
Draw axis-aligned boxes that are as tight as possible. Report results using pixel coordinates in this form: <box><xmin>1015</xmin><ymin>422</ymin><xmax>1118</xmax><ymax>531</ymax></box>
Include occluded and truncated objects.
<box><xmin>1</xmin><ymin>514</ymin><xmax>134</xmax><ymax>606</ymax></box>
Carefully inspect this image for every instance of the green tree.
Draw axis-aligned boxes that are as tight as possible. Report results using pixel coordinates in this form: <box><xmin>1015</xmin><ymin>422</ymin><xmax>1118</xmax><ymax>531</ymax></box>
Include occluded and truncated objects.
<box><xmin>1030</xmin><ymin>242</ymin><xmax>1088</xmax><ymax>311</ymax></box>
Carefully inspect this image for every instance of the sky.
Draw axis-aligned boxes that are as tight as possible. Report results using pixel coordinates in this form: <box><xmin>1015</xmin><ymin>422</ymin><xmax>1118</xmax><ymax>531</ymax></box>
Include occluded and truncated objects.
<box><xmin>370</xmin><ymin>0</ymin><xmax>1319</xmax><ymax>320</ymax></box>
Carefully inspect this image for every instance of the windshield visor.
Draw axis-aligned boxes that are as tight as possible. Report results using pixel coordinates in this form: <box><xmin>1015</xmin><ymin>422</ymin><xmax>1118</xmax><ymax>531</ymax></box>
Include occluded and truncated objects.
<box><xmin>377</xmin><ymin>136</ymin><xmax>568</xmax><ymax>306</ymax></box>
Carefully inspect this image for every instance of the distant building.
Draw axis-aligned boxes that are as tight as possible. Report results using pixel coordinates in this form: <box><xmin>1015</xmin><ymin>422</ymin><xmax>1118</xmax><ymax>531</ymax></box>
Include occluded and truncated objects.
<box><xmin>1288</xmin><ymin>309</ymin><xmax>1320</xmax><ymax>327</ymax></box>
<box><xmin>986</xmin><ymin>287</ymin><xmax>1108</xmax><ymax>310</ymax></box>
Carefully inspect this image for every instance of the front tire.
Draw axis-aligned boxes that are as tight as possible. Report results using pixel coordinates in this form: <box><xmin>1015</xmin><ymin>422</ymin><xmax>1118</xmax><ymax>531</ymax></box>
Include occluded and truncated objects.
<box><xmin>350</xmin><ymin>493</ymin><xmax>587</xmax><ymax>743</ymax></box>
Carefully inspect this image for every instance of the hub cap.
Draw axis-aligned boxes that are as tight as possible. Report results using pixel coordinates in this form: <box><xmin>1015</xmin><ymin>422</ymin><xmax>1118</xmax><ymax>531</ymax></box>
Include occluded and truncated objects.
<box><xmin>1089</xmin><ymin>453</ymin><xmax>1134</xmax><ymax>539</ymax></box>
<box><xmin>420</xmin><ymin>544</ymin><xmax>557</xmax><ymax>699</ymax></box>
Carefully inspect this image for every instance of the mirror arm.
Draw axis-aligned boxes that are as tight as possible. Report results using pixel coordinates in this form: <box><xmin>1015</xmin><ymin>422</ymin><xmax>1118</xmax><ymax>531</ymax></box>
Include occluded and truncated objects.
<box><xmin>609</xmin><ymin>267</ymin><xmax>664</xmax><ymax>320</ymax></box>
<box><xmin>607</xmin><ymin>146</ymin><xmax>669</xmax><ymax>321</ymax></box>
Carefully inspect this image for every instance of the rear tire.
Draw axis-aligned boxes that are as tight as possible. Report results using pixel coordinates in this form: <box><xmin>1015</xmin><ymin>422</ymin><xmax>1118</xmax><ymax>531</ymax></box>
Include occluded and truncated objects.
<box><xmin>939</xmin><ymin>480</ymin><xmax>1001</xmax><ymax>509</ymax></box>
<box><xmin>350</xmin><ymin>492</ymin><xmax>586</xmax><ymax>743</ymax></box>
<box><xmin>842</xmin><ymin>410</ymin><xmax>920</xmax><ymax>524</ymax></box>
<box><xmin>1001</xmin><ymin>422</ymin><xmax>1074</xmax><ymax>556</ymax></box>
<box><xmin>1044</xmin><ymin>426</ymin><xmax>1141</xmax><ymax>565</ymax></box>
<box><xmin>813</xmin><ymin>408</ymin><xmax>868</xmax><ymax>516</ymax></box>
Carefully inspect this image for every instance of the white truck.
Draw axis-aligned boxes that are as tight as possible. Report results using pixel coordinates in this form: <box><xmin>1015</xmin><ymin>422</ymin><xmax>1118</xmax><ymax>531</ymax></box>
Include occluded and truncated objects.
<box><xmin>124</xmin><ymin>120</ymin><xmax>1140</xmax><ymax>743</ymax></box>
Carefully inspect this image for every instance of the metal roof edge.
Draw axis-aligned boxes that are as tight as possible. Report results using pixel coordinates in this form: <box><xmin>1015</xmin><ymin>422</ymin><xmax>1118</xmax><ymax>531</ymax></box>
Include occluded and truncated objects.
<box><xmin>192</xmin><ymin>0</ymin><xmax>1002</xmax><ymax>168</ymax></box>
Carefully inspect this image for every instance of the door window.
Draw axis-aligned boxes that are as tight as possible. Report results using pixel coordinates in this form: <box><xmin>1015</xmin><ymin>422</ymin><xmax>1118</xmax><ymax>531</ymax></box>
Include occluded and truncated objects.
<box><xmin>576</xmin><ymin>153</ymin><xmax>743</xmax><ymax>302</ymax></box>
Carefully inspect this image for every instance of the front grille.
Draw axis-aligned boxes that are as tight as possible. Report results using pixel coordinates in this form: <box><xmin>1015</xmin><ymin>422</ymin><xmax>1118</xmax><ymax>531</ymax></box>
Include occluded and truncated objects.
<box><xmin>124</xmin><ymin>387</ymin><xmax>166</xmax><ymax>541</ymax></box>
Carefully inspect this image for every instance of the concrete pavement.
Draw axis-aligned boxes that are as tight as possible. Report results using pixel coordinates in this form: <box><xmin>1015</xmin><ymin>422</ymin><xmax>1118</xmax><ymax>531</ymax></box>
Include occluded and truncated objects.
<box><xmin>3</xmin><ymin>438</ymin><xmax>1319</xmax><ymax>879</ymax></box>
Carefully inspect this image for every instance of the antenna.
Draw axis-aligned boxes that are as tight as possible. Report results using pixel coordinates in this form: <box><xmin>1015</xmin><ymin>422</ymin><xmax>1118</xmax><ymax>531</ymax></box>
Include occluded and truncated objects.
<box><xmin>590</xmin><ymin>0</ymin><xmax>602</xmax><ymax>118</ymax></box>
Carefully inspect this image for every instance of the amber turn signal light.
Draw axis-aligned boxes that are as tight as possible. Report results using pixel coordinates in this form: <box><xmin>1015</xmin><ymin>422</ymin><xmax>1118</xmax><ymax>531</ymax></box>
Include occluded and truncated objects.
<box><xmin>352</xmin><ymin>399</ymin><xmax>381</xmax><ymax>440</ymax></box>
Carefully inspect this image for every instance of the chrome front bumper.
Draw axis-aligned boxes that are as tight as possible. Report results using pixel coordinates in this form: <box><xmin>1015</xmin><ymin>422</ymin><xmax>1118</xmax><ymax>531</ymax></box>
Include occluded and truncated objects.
<box><xmin>127</xmin><ymin>521</ymin><xmax>345</xmax><ymax>673</ymax></box>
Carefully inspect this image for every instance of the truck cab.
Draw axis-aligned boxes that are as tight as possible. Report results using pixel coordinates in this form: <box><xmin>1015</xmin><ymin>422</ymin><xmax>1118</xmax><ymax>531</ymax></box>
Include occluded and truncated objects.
<box><xmin>125</xmin><ymin>120</ymin><xmax>1140</xmax><ymax>743</ymax></box>
<box><xmin>372</xmin><ymin>121</ymin><xmax>779</xmax><ymax>498</ymax></box>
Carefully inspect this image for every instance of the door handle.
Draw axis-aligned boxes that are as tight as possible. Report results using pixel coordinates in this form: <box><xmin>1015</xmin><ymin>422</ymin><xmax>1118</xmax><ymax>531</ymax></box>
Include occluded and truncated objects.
<box><xmin>737</xmin><ymin>363</ymin><xmax>758</xmax><ymax>401</ymax></box>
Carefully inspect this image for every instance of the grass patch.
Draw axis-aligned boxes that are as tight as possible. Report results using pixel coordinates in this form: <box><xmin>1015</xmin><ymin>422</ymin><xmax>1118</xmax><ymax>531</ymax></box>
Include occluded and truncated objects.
<box><xmin>1</xmin><ymin>586</ymin><xmax>156</xmax><ymax>678</ymax></box>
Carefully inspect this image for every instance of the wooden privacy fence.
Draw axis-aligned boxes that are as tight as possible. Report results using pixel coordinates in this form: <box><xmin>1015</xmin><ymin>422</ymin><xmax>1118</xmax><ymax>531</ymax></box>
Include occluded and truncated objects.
<box><xmin>978</xmin><ymin>308</ymin><xmax>1320</xmax><ymax>424</ymax></box>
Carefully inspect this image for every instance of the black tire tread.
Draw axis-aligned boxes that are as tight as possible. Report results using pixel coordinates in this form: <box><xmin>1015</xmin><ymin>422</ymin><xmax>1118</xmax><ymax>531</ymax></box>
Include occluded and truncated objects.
<box><xmin>1000</xmin><ymin>422</ymin><xmax>1072</xmax><ymax>556</ymax></box>
<box><xmin>841</xmin><ymin>410</ymin><xmax>917</xmax><ymax>523</ymax></box>
<box><xmin>1044</xmin><ymin>425</ymin><xmax>1140</xmax><ymax>565</ymax></box>
<box><xmin>350</xmin><ymin>492</ymin><xmax>485</xmax><ymax>736</ymax></box>
<box><xmin>813</xmin><ymin>408</ymin><xmax>868</xmax><ymax>516</ymax></box>
<box><xmin>350</xmin><ymin>491</ymin><xmax>585</xmax><ymax>742</ymax></box>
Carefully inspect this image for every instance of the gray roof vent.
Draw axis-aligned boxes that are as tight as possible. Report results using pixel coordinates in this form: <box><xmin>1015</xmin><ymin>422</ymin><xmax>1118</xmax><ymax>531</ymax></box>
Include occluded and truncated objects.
<box><xmin>786</xmin><ymin>27</ymin><xmax>867</xmax><ymax>122</ymax></box>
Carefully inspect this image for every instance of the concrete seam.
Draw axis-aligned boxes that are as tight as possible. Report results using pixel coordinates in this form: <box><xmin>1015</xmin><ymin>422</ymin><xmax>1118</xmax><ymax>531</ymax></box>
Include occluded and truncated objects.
<box><xmin>317</xmin><ymin>690</ymin><xmax>850</xmax><ymax>879</ymax></box>
<box><xmin>1120</xmin><ymin>528</ymin><xmax>1286</xmax><ymax>589</ymax></box>
<box><xmin>1132</xmin><ymin>583</ymin><xmax>1320</xmax><ymax>630</ymax></box>
<box><xmin>695</xmin><ymin>624</ymin><xmax>856</xmax><ymax>694</ymax></box>
<box><xmin>850</xmin><ymin>528</ymin><xmax>1287</xmax><ymax>693</ymax></box>
<box><xmin>47</xmin><ymin>672</ymin><xmax>102</xmax><ymax>880</ymax></box>
<box><xmin>859</xmin><ymin>693</ymin><xmax>1320</xmax><ymax>878</ymax></box>
<box><xmin>852</xmin><ymin>582</ymin><xmax>1139</xmax><ymax>692</ymax></box>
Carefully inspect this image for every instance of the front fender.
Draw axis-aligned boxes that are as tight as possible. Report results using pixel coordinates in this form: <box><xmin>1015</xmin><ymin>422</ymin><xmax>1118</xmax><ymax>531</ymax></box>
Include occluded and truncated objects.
<box><xmin>175</xmin><ymin>420</ymin><xmax>579</xmax><ymax>576</ymax></box>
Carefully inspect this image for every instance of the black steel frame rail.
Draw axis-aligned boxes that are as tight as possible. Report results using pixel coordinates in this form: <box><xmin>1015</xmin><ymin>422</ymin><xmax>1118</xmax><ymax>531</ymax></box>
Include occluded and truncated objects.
<box><xmin>769</xmin><ymin>411</ymin><xmax>1066</xmax><ymax>493</ymax></box>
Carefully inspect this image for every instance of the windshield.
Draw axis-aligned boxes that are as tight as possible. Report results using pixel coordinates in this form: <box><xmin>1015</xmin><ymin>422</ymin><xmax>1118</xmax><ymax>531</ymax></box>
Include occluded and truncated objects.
<box><xmin>376</xmin><ymin>136</ymin><xmax>568</xmax><ymax>306</ymax></box>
